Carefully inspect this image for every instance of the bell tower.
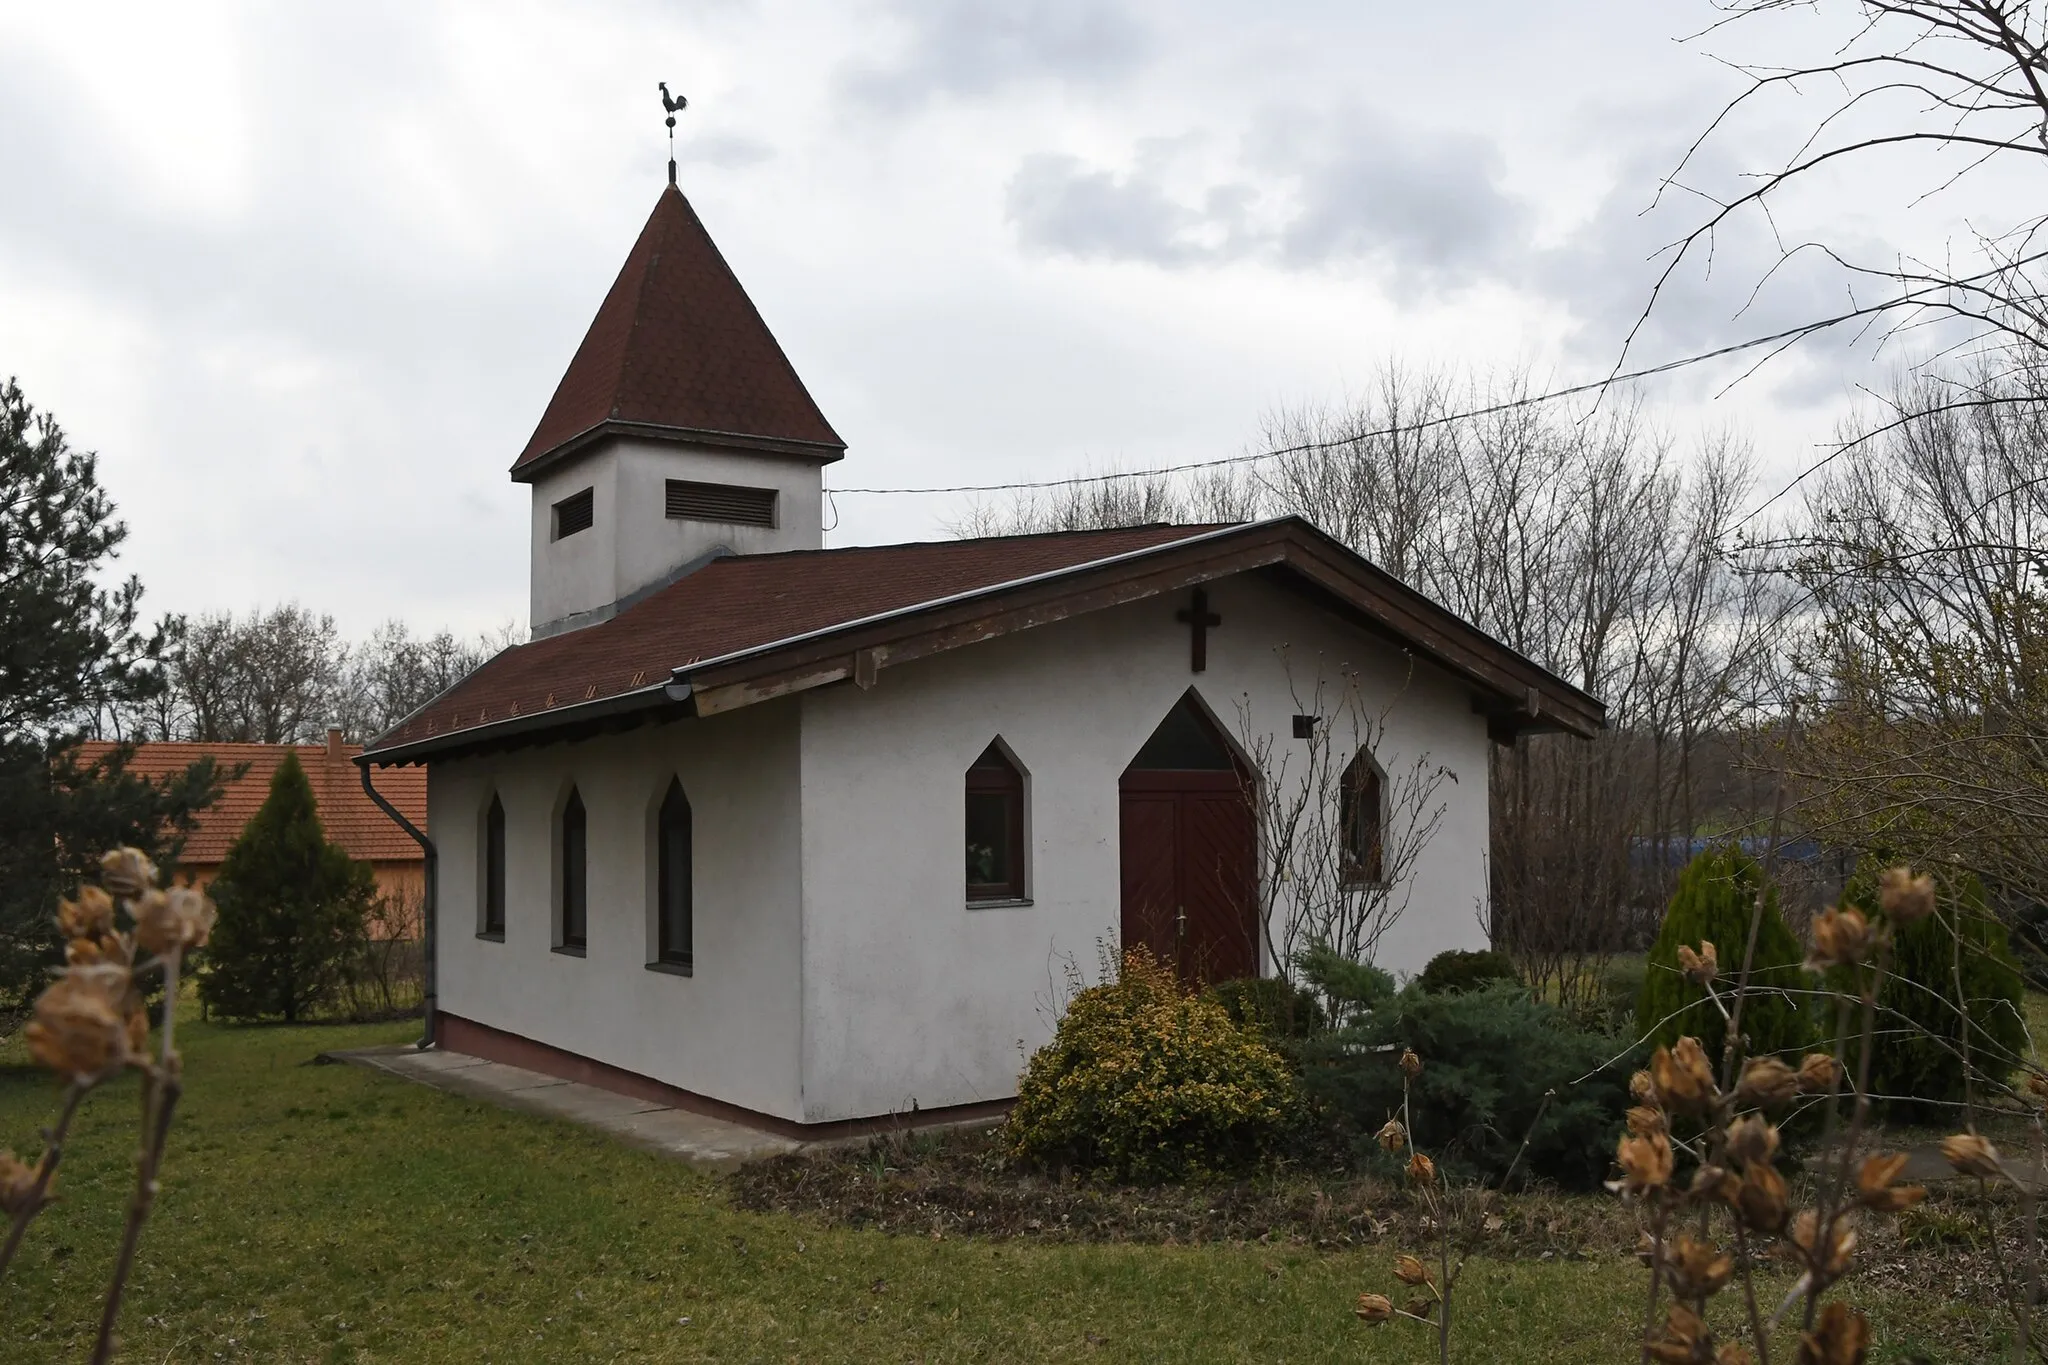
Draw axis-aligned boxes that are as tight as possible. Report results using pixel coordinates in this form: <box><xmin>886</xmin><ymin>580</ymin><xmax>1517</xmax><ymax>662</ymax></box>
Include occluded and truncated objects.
<box><xmin>514</xmin><ymin>177</ymin><xmax>845</xmax><ymax>639</ymax></box>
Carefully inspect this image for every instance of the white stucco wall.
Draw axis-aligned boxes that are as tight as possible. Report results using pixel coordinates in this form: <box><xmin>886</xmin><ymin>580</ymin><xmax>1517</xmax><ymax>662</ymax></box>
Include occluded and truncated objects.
<box><xmin>428</xmin><ymin>697</ymin><xmax>807</xmax><ymax>1121</ymax></box>
<box><xmin>793</xmin><ymin>571</ymin><xmax>1494</xmax><ymax>1123</ymax></box>
<box><xmin>528</xmin><ymin>437</ymin><xmax>825</xmax><ymax>632</ymax></box>
<box><xmin>431</xmin><ymin>566</ymin><xmax>1498</xmax><ymax>1127</ymax></box>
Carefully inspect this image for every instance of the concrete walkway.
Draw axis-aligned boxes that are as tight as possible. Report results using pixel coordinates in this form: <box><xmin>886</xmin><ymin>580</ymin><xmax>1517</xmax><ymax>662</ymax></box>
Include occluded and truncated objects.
<box><xmin>327</xmin><ymin>1045</ymin><xmax>803</xmax><ymax>1172</ymax></box>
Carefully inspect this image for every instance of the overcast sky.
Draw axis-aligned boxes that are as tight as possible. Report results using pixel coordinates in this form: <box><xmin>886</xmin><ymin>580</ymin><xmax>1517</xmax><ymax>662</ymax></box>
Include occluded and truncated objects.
<box><xmin>0</xmin><ymin>1</ymin><xmax>1993</xmax><ymax>639</ymax></box>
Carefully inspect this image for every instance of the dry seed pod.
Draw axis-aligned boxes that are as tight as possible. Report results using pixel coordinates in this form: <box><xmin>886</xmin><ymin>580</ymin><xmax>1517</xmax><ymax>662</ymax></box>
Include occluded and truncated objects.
<box><xmin>133</xmin><ymin>884</ymin><xmax>217</xmax><ymax>956</ymax></box>
<box><xmin>24</xmin><ymin>966</ymin><xmax>134</xmax><ymax>1080</ymax></box>
<box><xmin>1399</xmin><ymin>1048</ymin><xmax>1422</xmax><ymax>1081</ymax></box>
<box><xmin>1651</xmin><ymin>1038</ymin><xmax>1718</xmax><ymax>1116</ymax></box>
<box><xmin>1941</xmin><ymin>1133</ymin><xmax>2002</xmax><ymax>1180</ymax></box>
<box><xmin>1663</xmin><ymin>1234</ymin><xmax>1734</xmax><ymax>1300</ymax></box>
<box><xmin>56</xmin><ymin>886</ymin><xmax>115</xmax><ymax>940</ymax></box>
<box><xmin>1877</xmin><ymin>866</ymin><xmax>1935</xmax><ymax>927</ymax></box>
<box><xmin>1626</xmin><ymin>1105</ymin><xmax>1667</xmax><ymax>1137</ymax></box>
<box><xmin>1854</xmin><ymin>1152</ymin><xmax>1925</xmax><ymax>1214</ymax></box>
<box><xmin>1796</xmin><ymin>1300</ymin><xmax>1869</xmax><ymax>1365</ymax></box>
<box><xmin>1613</xmin><ymin>1131</ymin><xmax>1673</xmax><ymax>1194</ymax></box>
<box><xmin>1406</xmin><ymin>1152</ymin><xmax>1436</xmax><ymax>1187</ymax></box>
<box><xmin>1723</xmin><ymin>1114</ymin><xmax>1780</xmax><ymax>1169</ymax></box>
<box><xmin>99</xmin><ymin>847</ymin><xmax>158</xmax><ymax>899</ymax></box>
<box><xmin>1646</xmin><ymin>1303</ymin><xmax>1712</xmax><ymax>1365</ymax></box>
<box><xmin>1805</xmin><ymin>905</ymin><xmax>1876</xmax><ymax>972</ymax></box>
<box><xmin>1677</xmin><ymin>940</ymin><xmax>1719</xmax><ymax>986</ymax></box>
<box><xmin>1375</xmin><ymin>1119</ymin><xmax>1406</xmax><ymax>1154</ymax></box>
<box><xmin>1735</xmin><ymin>1056</ymin><xmax>1799</xmax><ymax>1108</ymax></box>
<box><xmin>1353</xmin><ymin>1292</ymin><xmax>1393</xmax><ymax>1324</ymax></box>
<box><xmin>1392</xmin><ymin>1254</ymin><xmax>1432</xmax><ymax>1287</ymax></box>
<box><xmin>0</xmin><ymin>1149</ymin><xmax>43</xmax><ymax>1218</ymax></box>
<box><xmin>1789</xmin><ymin>1209</ymin><xmax>1857</xmax><ymax>1277</ymax></box>
<box><xmin>1796</xmin><ymin>1052</ymin><xmax>1842</xmax><ymax>1094</ymax></box>
<box><xmin>1732</xmin><ymin>1161</ymin><xmax>1788</xmax><ymax>1235</ymax></box>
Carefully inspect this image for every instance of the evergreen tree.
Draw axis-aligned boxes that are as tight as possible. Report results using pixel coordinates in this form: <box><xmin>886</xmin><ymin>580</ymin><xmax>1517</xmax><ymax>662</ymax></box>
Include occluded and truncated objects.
<box><xmin>0</xmin><ymin>378</ymin><xmax>218</xmax><ymax>1007</ymax></box>
<box><xmin>199</xmin><ymin>751</ymin><xmax>371</xmax><ymax>1022</ymax></box>
<box><xmin>1639</xmin><ymin>847</ymin><xmax>1814</xmax><ymax>1061</ymax></box>
<box><xmin>1838</xmin><ymin>872</ymin><xmax>2026</xmax><ymax>1118</ymax></box>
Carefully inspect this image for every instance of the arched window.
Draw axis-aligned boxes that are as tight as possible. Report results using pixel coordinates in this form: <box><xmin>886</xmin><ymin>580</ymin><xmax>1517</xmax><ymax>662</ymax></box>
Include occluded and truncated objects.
<box><xmin>482</xmin><ymin>794</ymin><xmax>506</xmax><ymax>937</ymax></box>
<box><xmin>655</xmin><ymin>779</ymin><xmax>693</xmax><ymax>969</ymax></box>
<box><xmin>965</xmin><ymin>742</ymin><xmax>1026</xmax><ymax>902</ymax></box>
<box><xmin>1339</xmin><ymin>751</ymin><xmax>1384</xmax><ymax>885</ymax></box>
<box><xmin>559</xmin><ymin>788</ymin><xmax>587</xmax><ymax>949</ymax></box>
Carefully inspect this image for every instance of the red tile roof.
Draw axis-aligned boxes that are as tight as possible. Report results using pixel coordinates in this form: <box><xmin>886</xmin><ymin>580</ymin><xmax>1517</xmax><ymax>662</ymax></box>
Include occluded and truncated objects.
<box><xmin>511</xmin><ymin>184</ymin><xmax>844</xmax><ymax>478</ymax></box>
<box><xmin>374</xmin><ymin>525</ymin><xmax>1223</xmax><ymax>754</ymax></box>
<box><xmin>74</xmin><ymin>739</ymin><xmax>427</xmax><ymax>865</ymax></box>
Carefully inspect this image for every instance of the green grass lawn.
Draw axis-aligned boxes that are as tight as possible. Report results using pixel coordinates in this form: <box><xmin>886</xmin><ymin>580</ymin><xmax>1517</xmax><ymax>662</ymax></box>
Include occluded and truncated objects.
<box><xmin>0</xmin><ymin>1016</ymin><xmax>2005</xmax><ymax>1362</ymax></box>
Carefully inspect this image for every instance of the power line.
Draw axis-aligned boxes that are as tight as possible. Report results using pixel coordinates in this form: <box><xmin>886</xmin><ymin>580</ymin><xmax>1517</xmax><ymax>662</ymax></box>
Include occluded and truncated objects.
<box><xmin>825</xmin><ymin>309</ymin><xmax>1876</xmax><ymax>498</ymax></box>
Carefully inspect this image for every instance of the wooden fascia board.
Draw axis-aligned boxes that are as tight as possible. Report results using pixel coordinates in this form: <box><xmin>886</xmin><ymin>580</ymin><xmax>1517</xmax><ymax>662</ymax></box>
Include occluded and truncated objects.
<box><xmin>1275</xmin><ymin>534</ymin><xmax>1605</xmax><ymax>738</ymax></box>
<box><xmin>687</xmin><ymin>539</ymin><xmax>1290</xmax><ymax>716</ymax></box>
<box><xmin>685</xmin><ymin>521</ymin><xmax>1600</xmax><ymax>735</ymax></box>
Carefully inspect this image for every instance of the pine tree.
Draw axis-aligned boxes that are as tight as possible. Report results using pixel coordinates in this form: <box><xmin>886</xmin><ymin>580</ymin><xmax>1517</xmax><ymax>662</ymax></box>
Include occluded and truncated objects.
<box><xmin>1639</xmin><ymin>847</ymin><xmax>1814</xmax><ymax>1061</ymax></box>
<box><xmin>1839</xmin><ymin>872</ymin><xmax>2026</xmax><ymax>1118</ymax></box>
<box><xmin>199</xmin><ymin>751</ymin><xmax>371</xmax><ymax>1022</ymax></box>
<box><xmin>0</xmin><ymin>377</ymin><xmax>218</xmax><ymax>1007</ymax></box>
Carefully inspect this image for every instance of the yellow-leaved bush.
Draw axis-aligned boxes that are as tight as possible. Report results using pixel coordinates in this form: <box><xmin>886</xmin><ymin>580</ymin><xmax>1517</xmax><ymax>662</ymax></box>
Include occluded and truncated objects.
<box><xmin>1008</xmin><ymin>949</ymin><xmax>1298</xmax><ymax>1181</ymax></box>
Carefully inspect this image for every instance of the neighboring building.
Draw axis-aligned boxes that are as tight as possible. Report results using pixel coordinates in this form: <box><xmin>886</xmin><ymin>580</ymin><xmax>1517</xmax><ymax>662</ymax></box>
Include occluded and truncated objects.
<box><xmin>358</xmin><ymin>170</ymin><xmax>1604</xmax><ymax>1136</ymax></box>
<box><xmin>80</xmin><ymin>729</ymin><xmax>427</xmax><ymax>932</ymax></box>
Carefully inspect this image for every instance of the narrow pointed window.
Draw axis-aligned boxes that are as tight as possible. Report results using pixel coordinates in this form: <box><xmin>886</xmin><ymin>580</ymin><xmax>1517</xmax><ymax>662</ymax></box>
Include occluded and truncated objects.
<box><xmin>656</xmin><ymin>779</ymin><xmax>693</xmax><ymax>970</ymax></box>
<box><xmin>560</xmin><ymin>788</ymin><xmax>587</xmax><ymax>949</ymax></box>
<box><xmin>965</xmin><ymin>743</ymin><xmax>1026</xmax><ymax>902</ymax></box>
<box><xmin>482</xmin><ymin>794</ymin><xmax>506</xmax><ymax>937</ymax></box>
<box><xmin>1339</xmin><ymin>752</ymin><xmax>1384</xmax><ymax>885</ymax></box>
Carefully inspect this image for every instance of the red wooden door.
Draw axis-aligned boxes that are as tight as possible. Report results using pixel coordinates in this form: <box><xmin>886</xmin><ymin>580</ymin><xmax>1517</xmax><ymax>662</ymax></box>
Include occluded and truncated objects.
<box><xmin>1118</xmin><ymin>770</ymin><xmax>1258</xmax><ymax>985</ymax></box>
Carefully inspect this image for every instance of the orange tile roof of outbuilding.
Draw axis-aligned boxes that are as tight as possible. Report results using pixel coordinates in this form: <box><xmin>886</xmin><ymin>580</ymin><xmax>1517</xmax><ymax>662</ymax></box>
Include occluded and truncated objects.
<box><xmin>512</xmin><ymin>183</ymin><xmax>844</xmax><ymax>477</ymax></box>
<box><xmin>74</xmin><ymin>739</ymin><xmax>426</xmax><ymax>865</ymax></box>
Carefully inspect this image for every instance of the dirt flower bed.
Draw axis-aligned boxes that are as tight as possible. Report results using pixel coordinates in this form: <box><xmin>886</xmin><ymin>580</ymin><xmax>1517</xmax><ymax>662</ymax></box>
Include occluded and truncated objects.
<box><xmin>729</xmin><ymin>1124</ymin><xmax>1642</xmax><ymax>1257</ymax></box>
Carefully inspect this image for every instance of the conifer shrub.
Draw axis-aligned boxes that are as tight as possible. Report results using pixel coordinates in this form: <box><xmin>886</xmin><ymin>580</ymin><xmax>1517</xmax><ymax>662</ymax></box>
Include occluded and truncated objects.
<box><xmin>1294</xmin><ymin>959</ymin><xmax>1632</xmax><ymax>1189</ymax></box>
<box><xmin>1639</xmin><ymin>847</ymin><xmax>1812</xmax><ymax>1061</ymax></box>
<box><xmin>1202</xmin><ymin>974</ymin><xmax>1326</xmax><ymax>1040</ymax></box>
<box><xmin>198</xmin><ymin>751</ymin><xmax>373</xmax><ymax>1023</ymax></box>
<box><xmin>1415</xmin><ymin>948</ymin><xmax>1519</xmax><ymax>995</ymax></box>
<box><xmin>1009</xmin><ymin>949</ymin><xmax>1298</xmax><ymax>1182</ymax></box>
<box><xmin>1836</xmin><ymin>872</ymin><xmax>2026</xmax><ymax>1118</ymax></box>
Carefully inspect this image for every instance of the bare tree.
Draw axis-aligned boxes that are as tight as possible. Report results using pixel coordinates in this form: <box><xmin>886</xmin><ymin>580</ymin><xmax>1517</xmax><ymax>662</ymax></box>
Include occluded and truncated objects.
<box><xmin>1233</xmin><ymin>653</ymin><xmax>1455</xmax><ymax>974</ymax></box>
<box><xmin>148</xmin><ymin>608</ymin><xmax>516</xmax><ymax>746</ymax></box>
<box><xmin>948</xmin><ymin>463</ymin><xmax>1262</xmax><ymax>537</ymax></box>
<box><xmin>333</xmin><ymin>620</ymin><xmax>514</xmax><ymax>741</ymax></box>
<box><xmin>1644</xmin><ymin>1</ymin><xmax>2048</xmax><ymax>407</ymax></box>
<box><xmin>1768</xmin><ymin>359</ymin><xmax>2048</xmax><ymax>903</ymax></box>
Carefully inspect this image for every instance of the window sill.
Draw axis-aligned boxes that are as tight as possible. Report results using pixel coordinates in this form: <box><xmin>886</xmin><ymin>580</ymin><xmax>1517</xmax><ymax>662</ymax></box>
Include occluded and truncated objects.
<box><xmin>967</xmin><ymin>897</ymin><xmax>1033</xmax><ymax>910</ymax></box>
<box><xmin>476</xmin><ymin>930</ymin><xmax>505</xmax><ymax>943</ymax></box>
<box><xmin>645</xmin><ymin>960</ymin><xmax>694</xmax><ymax>978</ymax></box>
<box><xmin>552</xmin><ymin>944</ymin><xmax>587</xmax><ymax>958</ymax></box>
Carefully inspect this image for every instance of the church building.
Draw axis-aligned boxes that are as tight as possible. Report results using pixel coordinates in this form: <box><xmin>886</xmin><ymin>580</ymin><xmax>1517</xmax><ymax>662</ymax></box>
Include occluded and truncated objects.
<box><xmin>358</xmin><ymin>172</ymin><xmax>1603</xmax><ymax>1135</ymax></box>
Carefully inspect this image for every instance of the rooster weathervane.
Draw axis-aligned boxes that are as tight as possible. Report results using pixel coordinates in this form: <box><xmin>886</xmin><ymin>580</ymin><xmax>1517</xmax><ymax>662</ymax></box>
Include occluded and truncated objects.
<box><xmin>659</xmin><ymin>82</ymin><xmax>688</xmax><ymax>185</ymax></box>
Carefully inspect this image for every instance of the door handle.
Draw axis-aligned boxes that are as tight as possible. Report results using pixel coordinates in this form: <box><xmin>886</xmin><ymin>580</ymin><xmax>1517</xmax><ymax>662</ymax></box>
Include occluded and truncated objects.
<box><xmin>1176</xmin><ymin>905</ymin><xmax>1186</xmax><ymax>938</ymax></box>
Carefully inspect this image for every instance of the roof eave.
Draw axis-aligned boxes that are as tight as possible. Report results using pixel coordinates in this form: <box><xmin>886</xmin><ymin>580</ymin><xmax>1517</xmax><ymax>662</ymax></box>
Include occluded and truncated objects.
<box><xmin>672</xmin><ymin>518</ymin><xmax>1606</xmax><ymax>739</ymax></box>
<box><xmin>510</xmin><ymin>419</ymin><xmax>846</xmax><ymax>483</ymax></box>
<box><xmin>359</xmin><ymin>682</ymin><xmax>684</xmax><ymax>767</ymax></box>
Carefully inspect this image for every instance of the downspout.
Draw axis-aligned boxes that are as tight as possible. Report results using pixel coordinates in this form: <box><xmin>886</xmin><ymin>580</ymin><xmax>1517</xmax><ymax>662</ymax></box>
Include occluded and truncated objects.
<box><xmin>360</xmin><ymin>761</ymin><xmax>437</xmax><ymax>1050</ymax></box>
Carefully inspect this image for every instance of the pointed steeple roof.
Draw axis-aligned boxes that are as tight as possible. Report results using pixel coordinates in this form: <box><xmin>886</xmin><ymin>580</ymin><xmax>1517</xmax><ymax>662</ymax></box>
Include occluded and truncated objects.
<box><xmin>511</xmin><ymin>184</ymin><xmax>845</xmax><ymax>480</ymax></box>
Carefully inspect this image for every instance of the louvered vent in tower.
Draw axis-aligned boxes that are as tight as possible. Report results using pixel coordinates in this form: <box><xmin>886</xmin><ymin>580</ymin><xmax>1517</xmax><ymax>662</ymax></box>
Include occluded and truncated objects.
<box><xmin>665</xmin><ymin>479</ymin><xmax>777</xmax><ymax>528</ymax></box>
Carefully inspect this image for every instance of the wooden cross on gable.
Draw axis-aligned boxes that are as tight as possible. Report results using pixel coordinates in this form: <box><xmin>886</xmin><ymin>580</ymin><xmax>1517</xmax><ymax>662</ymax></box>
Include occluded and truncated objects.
<box><xmin>1175</xmin><ymin>587</ymin><xmax>1221</xmax><ymax>673</ymax></box>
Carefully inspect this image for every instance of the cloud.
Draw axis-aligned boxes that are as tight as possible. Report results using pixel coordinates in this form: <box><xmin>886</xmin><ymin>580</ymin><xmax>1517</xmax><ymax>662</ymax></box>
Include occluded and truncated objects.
<box><xmin>1003</xmin><ymin>106</ymin><xmax>1528</xmax><ymax>294</ymax></box>
<box><xmin>1529</xmin><ymin>144</ymin><xmax>1899</xmax><ymax>407</ymax></box>
<box><xmin>840</xmin><ymin>0</ymin><xmax>1152</xmax><ymax>111</ymax></box>
<box><xmin>1005</xmin><ymin>148</ymin><xmax>1250</xmax><ymax>266</ymax></box>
